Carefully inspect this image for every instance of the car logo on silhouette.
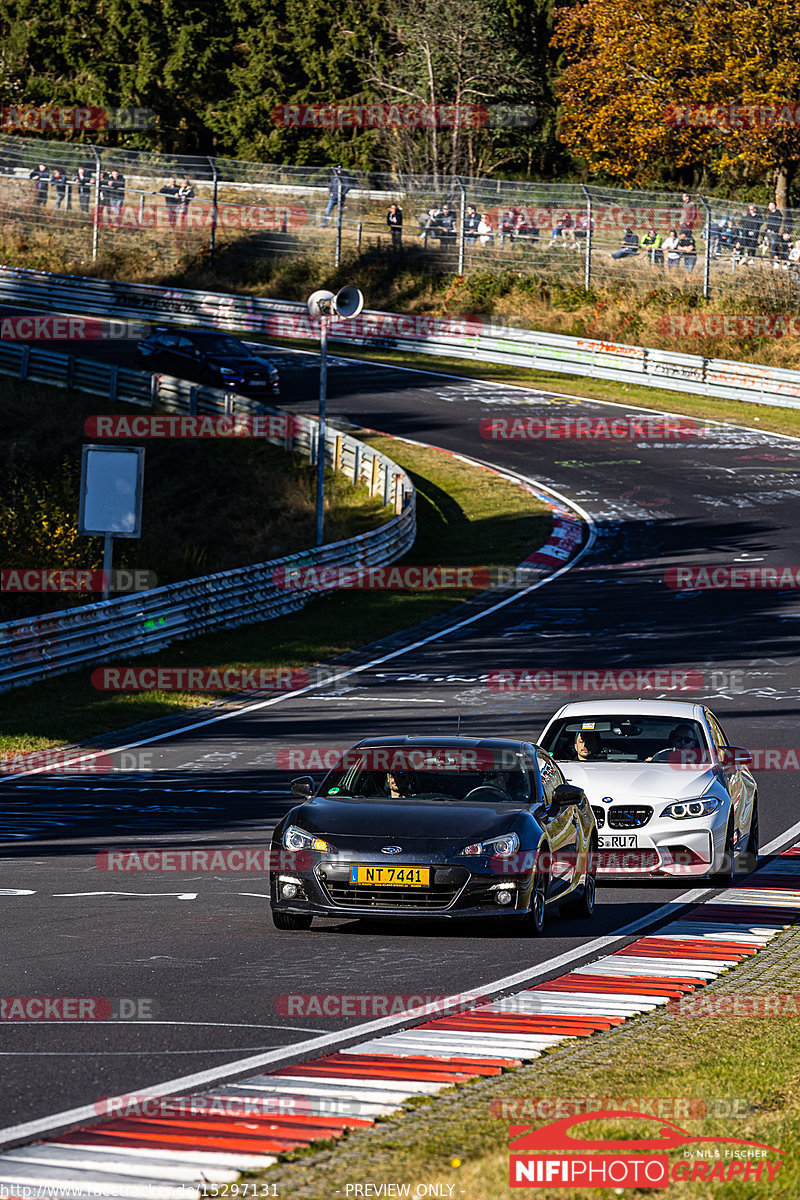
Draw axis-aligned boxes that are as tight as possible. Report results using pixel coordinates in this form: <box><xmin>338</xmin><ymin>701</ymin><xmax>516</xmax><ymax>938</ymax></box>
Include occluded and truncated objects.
<box><xmin>380</xmin><ymin>846</ymin><xmax>403</xmax><ymax>855</ymax></box>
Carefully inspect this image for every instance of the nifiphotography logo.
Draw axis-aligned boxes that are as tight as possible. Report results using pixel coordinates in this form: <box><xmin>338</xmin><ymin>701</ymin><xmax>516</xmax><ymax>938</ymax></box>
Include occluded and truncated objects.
<box><xmin>508</xmin><ymin>1111</ymin><xmax>783</xmax><ymax>1188</ymax></box>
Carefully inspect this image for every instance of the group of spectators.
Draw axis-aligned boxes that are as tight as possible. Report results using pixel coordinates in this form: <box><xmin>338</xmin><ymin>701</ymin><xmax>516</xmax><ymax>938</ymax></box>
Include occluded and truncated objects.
<box><xmin>28</xmin><ymin>162</ymin><xmax>195</xmax><ymax>226</ymax></box>
<box><xmin>418</xmin><ymin>203</ymin><xmax>494</xmax><ymax>247</ymax></box>
<box><xmin>608</xmin><ymin>193</ymin><xmax>800</xmax><ymax>273</ymax></box>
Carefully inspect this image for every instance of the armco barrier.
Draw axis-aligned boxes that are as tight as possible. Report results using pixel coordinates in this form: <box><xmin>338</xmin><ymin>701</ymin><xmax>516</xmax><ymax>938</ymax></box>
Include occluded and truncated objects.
<box><xmin>0</xmin><ymin>339</ymin><xmax>415</xmax><ymax>692</ymax></box>
<box><xmin>1</xmin><ymin>263</ymin><xmax>799</xmax><ymax>410</ymax></box>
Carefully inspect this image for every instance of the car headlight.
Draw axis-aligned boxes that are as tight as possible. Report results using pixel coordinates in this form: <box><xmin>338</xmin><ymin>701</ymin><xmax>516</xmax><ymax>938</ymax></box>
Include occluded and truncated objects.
<box><xmin>282</xmin><ymin>824</ymin><xmax>336</xmax><ymax>853</ymax></box>
<box><xmin>459</xmin><ymin>832</ymin><xmax>520</xmax><ymax>856</ymax></box>
<box><xmin>220</xmin><ymin>367</ymin><xmax>244</xmax><ymax>380</ymax></box>
<box><xmin>660</xmin><ymin>797</ymin><xmax>721</xmax><ymax>820</ymax></box>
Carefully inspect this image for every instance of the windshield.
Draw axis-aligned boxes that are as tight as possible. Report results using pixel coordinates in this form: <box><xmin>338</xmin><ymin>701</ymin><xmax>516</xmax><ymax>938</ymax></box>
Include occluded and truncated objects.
<box><xmin>192</xmin><ymin>334</ymin><xmax>250</xmax><ymax>357</ymax></box>
<box><xmin>540</xmin><ymin>716</ymin><xmax>711</xmax><ymax>764</ymax></box>
<box><xmin>320</xmin><ymin>746</ymin><xmax>532</xmax><ymax>803</ymax></box>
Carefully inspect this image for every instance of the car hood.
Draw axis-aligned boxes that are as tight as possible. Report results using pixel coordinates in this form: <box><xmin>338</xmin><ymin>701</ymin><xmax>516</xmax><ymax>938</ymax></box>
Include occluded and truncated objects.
<box><xmin>557</xmin><ymin>762</ymin><xmax>716</xmax><ymax>802</ymax></box>
<box><xmin>291</xmin><ymin>796</ymin><xmax>526</xmax><ymax>842</ymax></box>
<box><xmin>207</xmin><ymin>354</ymin><xmax>275</xmax><ymax>372</ymax></box>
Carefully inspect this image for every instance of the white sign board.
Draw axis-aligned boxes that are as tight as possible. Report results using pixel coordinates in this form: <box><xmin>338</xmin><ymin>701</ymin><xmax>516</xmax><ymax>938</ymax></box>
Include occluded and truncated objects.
<box><xmin>79</xmin><ymin>445</ymin><xmax>144</xmax><ymax>537</ymax></box>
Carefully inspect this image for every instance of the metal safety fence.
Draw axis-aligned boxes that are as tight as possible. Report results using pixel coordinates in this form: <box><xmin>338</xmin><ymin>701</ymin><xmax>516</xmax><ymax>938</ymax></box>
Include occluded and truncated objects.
<box><xmin>2</xmin><ymin>263</ymin><xmax>800</xmax><ymax>411</ymax></box>
<box><xmin>1</xmin><ymin>131</ymin><xmax>798</xmax><ymax>301</ymax></box>
<box><xmin>0</xmin><ymin>332</ymin><xmax>416</xmax><ymax>692</ymax></box>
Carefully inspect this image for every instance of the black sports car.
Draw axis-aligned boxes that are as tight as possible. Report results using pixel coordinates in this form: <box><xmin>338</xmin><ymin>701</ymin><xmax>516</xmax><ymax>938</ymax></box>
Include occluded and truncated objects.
<box><xmin>270</xmin><ymin>737</ymin><xmax>597</xmax><ymax>933</ymax></box>
<box><xmin>136</xmin><ymin>326</ymin><xmax>280</xmax><ymax>396</ymax></box>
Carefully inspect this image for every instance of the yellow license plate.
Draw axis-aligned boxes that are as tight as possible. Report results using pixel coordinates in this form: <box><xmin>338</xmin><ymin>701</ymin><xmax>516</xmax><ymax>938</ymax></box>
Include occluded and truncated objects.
<box><xmin>350</xmin><ymin>865</ymin><xmax>430</xmax><ymax>887</ymax></box>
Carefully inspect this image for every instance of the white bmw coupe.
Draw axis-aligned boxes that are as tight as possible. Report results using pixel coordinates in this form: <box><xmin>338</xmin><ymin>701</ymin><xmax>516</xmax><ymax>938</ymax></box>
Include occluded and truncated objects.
<box><xmin>537</xmin><ymin>700</ymin><xmax>758</xmax><ymax>880</ymax></box>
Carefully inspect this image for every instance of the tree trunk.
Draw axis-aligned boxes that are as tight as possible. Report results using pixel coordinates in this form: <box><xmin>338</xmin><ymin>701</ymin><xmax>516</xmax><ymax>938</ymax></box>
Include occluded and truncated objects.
<box><xmin>774</xmin><ymin>164</ymin><xmax>790</xmax><ymax>210</ymax></box>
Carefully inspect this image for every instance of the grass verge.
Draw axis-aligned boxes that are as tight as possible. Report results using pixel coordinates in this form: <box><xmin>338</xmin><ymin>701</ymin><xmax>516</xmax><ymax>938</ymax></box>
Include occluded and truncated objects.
<box><xmin>255</xmin><ymin>923</ymin><xmax>800</xmax><ymax>1199</ymax></box>
<box><xmin>0</xmin><ymin>433</ymin><xmax>551</xmax><ymax>757</ymax></box>
<box><xmin>0</xmin><ymin>379</ymin><xmax>389</xmax><ymax>623</ymax></box>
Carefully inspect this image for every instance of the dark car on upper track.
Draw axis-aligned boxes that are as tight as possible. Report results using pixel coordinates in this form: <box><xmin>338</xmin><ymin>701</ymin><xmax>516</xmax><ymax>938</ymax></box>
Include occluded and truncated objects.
<box><xmin>270</xmin><ymin>737</ymin><xmax>598</xmax><ymax>933</ymax></box>
<box><xmin>136</xmin><ymin>326</ymin><xmax>280</xmax><ymax>396</ymax></box>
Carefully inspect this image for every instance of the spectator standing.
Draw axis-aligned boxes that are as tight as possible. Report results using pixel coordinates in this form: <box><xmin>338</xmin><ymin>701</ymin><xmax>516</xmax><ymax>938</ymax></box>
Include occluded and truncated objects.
<box><xmin>29</xmin><ymin>163</ymin><xmax>49</xmax><ymax>206</ymax></box>
<box><xmin>97</xmin><ymin>170</ymin><xmax>112</xmax><ymax>224</ymax></box>
<box><xmin>464</xmin><ymin>204</ymin><xmax>480</xmax><ymax>243</ymax></box>
<box><xmin>322</xmin><ymin>164</ymin><xmax>352</xmax><ymax>228</ymax></box>
<box><xmin>75</xmin><ymin>165</ymin><xmax>92</xmax><ymax>215</ymax></box>
<box><xmin>677</xmin><ymin>228</ymin><xmax>697</xmax><ymax>270</ymax></box>
<box><xmin>736</xmin><ymin>204</ymin><xmax>761</xmax><ymax>262</ymax></box>
<box><xmin>663</xmin><ymin>228</ymin><xmax>681</xmax><ymax>269</ymax></box>
<box><xmin>679</xmin><ymin>192</ymin><xmax>700</xmax><ymax>234</ymax></box>
<box><xmin>387</xmin><ymin>203</ymin><xmax>403</xmax><ymax>250</ymax></box>
<box><xmin>107</xmin><ymin>168</ymin><xmax>125</xmax><ymax>222</ymax></box>
<box><xmin>51</xmin><ymin>167</ymin><xmax>68</xmax><ymax>210</ymax></box>
<box><xmin>765</xmin><ymin>201</ymin><xmax>783</xmax><ymax>255</ymax></box>
<box><xmin>612</xmin><ymin>226</ymin><xmax>640</xmax><ymax>259</ymax></box>
<box><xmin>159</xmin><ymin>177</ymin><xmax>181</xmax><ymax>227</ymax></box>
<box><xmin>178</xmin><ymin>179</ymin><xmax>195</xmax><ymax>225</ymax></box>
<box><xmin>641</xmin><ymin>226</ymin><xmax>663</xmax><ymax>265</ymax></box>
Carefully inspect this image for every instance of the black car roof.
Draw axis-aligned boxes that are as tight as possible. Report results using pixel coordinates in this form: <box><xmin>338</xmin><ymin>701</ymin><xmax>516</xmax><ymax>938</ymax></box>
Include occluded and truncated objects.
<box><xmin>353</xmin><ymin>736</ymin><xmax>532</xmax><ymax>752</ymax></box>
<box><xmin>149</xmin><ymin>326</ymin><xmax>243</xmax><ymax>338</ymax></box>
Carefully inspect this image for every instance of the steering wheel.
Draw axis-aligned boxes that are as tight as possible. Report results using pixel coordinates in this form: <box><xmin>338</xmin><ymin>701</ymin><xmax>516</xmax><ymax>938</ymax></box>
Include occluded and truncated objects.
<box><xmin>649</xmin><ymin>746</ymin><xmax>687</xmax><ymax>762</ymax></box>
<box><xmin>463</xmin><ymin>785</ymin><xmax>512</xmax><ymax>802</ymax></box>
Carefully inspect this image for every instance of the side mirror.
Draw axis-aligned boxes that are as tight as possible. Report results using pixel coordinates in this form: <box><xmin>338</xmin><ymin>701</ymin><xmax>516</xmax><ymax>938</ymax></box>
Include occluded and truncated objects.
<box><xmin>290</xmin><ymin>775</ymin><xmax>315</xmax><ymax>799</ymax></box>
<box><xmin>720</xmin><ymin>747</ymin><xmax>753</xmax><ymax>769</ymax></box>
<box><xmin>549</xmin><ymin>782</ymin><xmax>583</xmax><ymax>812</ymax></box>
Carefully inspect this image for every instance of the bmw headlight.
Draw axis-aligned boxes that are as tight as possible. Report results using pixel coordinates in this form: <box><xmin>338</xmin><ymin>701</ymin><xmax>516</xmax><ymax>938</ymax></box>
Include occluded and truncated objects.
<box><xmin>282</xmin><ymin>824</ymin><xmax>336</xmax><ymax>853</ymax></box>
<box><xmin>660</xmin><ymin>797</ymin><xmax>720</xmax><ymax>820</ymax></box>
<box><xmin>459</xmin><ymin>832</ymin><xmax>520</xmax><ymax>856</ymax></box>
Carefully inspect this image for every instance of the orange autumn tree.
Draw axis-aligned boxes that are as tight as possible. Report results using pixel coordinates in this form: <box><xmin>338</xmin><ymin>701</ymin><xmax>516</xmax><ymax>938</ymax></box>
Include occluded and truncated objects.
<box><xmin>552</xmin><ymin>0</ymin><xmax>800</xmax><ymax>205</ymax></box>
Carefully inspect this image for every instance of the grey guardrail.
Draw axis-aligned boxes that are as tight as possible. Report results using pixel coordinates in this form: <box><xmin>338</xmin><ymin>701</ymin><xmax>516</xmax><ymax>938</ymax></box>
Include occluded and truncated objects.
<box><xmin>1</xmin><ymin>262</ymin><xmax>799</xmax><ymax>410</ymax></box>
<box><xmin>0</xmin><ymin>340</ymin><xmax>415</xmax><ymax>692</ymax></box>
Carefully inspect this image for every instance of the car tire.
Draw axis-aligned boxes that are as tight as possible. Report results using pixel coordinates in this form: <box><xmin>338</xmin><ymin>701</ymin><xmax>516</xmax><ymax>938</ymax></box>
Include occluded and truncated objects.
<box><xmin>710</xmin><ymin>817</ymin><xmax>735</xmax><ymax>886</ymax></box>
<box><xmin>272</xmin><ymin>911</ymin><xmax>313</xmax><ymax>931</ymax></box>
<box><xmin>742</xmin><ymin>800</ymin><xmax>759</xmax><ymax>873</ymax></box>
<box><xmin>525</xmin><ymin>849</ymin><xmax>549</xmax><ymax>936</ymax></box>
<box><xmin>561</xmin><ymin>838</ymin><xmax>597</xmax><ymax>919</ymax></box>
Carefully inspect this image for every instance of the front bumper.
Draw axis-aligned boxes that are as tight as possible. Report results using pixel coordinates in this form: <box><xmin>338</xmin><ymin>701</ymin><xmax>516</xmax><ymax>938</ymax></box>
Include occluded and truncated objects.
<box><xmin>596</xmin><ymin>814</ymin><xmax>728</xmax><ymax>877</ymax></box>
<box><xmin>270</xmin><ymin>852</ymin><xmax>537</xmax><ymax>920</ymax></box>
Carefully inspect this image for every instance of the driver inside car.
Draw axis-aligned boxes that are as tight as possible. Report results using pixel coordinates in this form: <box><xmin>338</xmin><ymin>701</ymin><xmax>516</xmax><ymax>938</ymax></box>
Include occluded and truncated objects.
<box><xmin>647</xmin><ymin>724</ymin><xmax>700</xmax><ymax>762</ymax></box>
<box><xmin>574</xmin><ymin>731</ymin><xmax>604</xmax><ymax>761</ymax></box>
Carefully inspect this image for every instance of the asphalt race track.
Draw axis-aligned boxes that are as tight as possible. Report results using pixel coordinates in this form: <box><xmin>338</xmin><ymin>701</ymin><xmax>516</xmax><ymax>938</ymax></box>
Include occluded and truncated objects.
<box><xmin>2</xmin><ymin>311</ymin><xmax>800</xmax><ymax>1136</ymax></box>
